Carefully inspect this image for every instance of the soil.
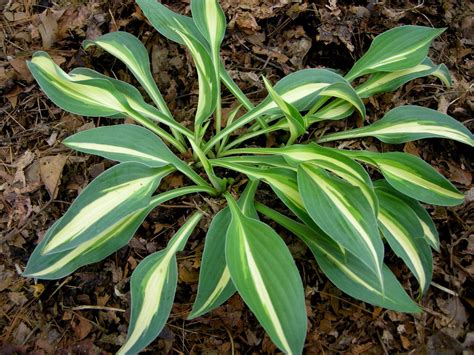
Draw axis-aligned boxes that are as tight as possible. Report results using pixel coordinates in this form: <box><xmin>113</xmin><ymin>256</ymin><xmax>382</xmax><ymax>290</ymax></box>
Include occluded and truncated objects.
<box><xmin>1</xmin><ymin>0</ymin><xmax>473</xmax><ymax>354</ymax></box>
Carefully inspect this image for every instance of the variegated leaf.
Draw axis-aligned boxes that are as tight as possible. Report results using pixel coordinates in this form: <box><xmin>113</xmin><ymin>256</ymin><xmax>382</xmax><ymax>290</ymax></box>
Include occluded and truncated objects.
<box><xmin>297</xmin><ymin>163</ymin><xmax>384</xmax><ymax>284</ymax></box>
<box><xmin>256</xmin><ymin>204</ymin><xmax>420</xmax><ymax>313</ymax></box>
<box><xmin>342</xmin><ymin>150</ymin><xmax>464</xmax><ymax>206</ymax></box>
<box><xmin>225</xmin><ymin>194</ymin><xmax>307</xmax><ymax>354</ymax></box>
<box><xmin>64</xmin><ymin>125</ymin><xmax>173</xmax><ymax>168</ymax></box>
<box><xmin>374</xmin><ymin>180</ymin><xmax>439</xmax><ymax>251</ymax></box>
<box><xmin>310</xmin><ymin>57</ymin><xmax>451</xmax><ymax>122</ymax></box>
<box><xmin>39</xmin><ymin>163</ymin><xmax>172</xmax><ymax>255</ymax></box>
<box><xmin>375</xmin><ymin>184</ymin><xmax>433</xmax><ymax>293</ymax></box>
<box><xmin>205</xmin><ymin>68</ymin><xmax>355</xmax><ymax>152</ymax></box>
<box><xmin>191</xmin><ymin>0</ymin><xmax>226</xmax><ymax>62</ymax></box>
<box><xmin>136</xmin><ymin>0</ymin><xmax>217</xmax><ymax>135</ymax></box>
<box><xmin>229</xmin><ymin>144</ymin><xmax>378</xmax><ymax>213</ymax></box>
<box><xmin>27</xmin><ymin>51</ymin><xmax>128</xmax><ymax>117</ymax></box>
<box><xmin>118</xmin><ymin>212</ymin><xmax>202</xmax><ymax>354</ymax></box>
<box><xmin>23</xmin><ymin>186</ymin><xmax>205</xmax><ymax>279</ymax></box>
<box><xmin>356</xmin><ymin>58</ymin><xmax>452</xmax><ymax>98</ymax></box>
<box><xmin>262</xmin><ymin>76</ymin><xmax>306</xmax><ymax>144</ymax></box>
<box><xmin>83</xmin><ymin>31</ymin><xmax>172</xmax><ymax>117</ymax></box>
<box><xmin>63</xmin><ymin>124</ymin><xmax>207</xmax><ymax>187</ymax></box>
<box><xmin>319</xmin><ymin>106</ymin><xmax>474</xmax><ymax>147</ymax></box>
<box><xmin>189</xmin><ymin>181</ymin><xmax>259</xmax><ymax>319</ymax></box>
<box><xmin>345</xmin><ymin>26</ymin><xmax>445</xmax><ymax>80</ymax></box>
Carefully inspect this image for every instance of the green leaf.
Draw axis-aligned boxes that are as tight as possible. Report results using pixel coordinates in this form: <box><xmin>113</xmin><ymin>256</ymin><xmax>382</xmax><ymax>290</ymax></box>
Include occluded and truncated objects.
<box><xmin>35</xmin><ymin>163</ymin><xmax>172</xmax><ymax>255</ymax></box>
<box><xmin>136</xmin><ymin>0</ymin><xmax>207</xmax><ymax>45</ymax></box>
<box><xmin>256</xmin><ymin>203</ymin><xmax>420</xmax><ymax>313</ymax></box>
<box><xmin>342</xmin><ymin>150</ymin><xmax>464</xmax><ymax>206</ymax></box>
<box><xmin>374</xmin><ymin>180</ymin><xmax>439</xmax><ymax>250</ymax></box>
<box><xmin>297</xmin><ymin>163</ymin><xmax>384</xmax><ymax>284</ymax></box>
<box><xmin>345</xmin><ymin>25</ymin><xmax>445</xmax><ymax>80</ymax></box>
<box><xmin>64</xmin><ymin>125</ymin><xmax>175</xmax><ymax>167</ymax></box>
<box><xmin>189</xmin><ymin>181</ymin><xmax>259</xmax><ymax>319</ymax></box>
<box><xmin>191</xmin><ymin>0</ymin><xmax>226</xmax><ymax>61</ymax></box>
<box><xmin>319</xmin><ymin>106</ymin><xmax>474</xmax><ymax>147</ymax></box>
<box><xmin>374</xmin><ymin>184</ymin><xmax>433</xmax><ymax>293</ymax></box>
<box><xmin>23</xmin><ymin>186</ymin><xmax>204</xmax><ymax>280</ymax></box>
<box><xmin>117</xmin><ymin>212</ymin><xmax>202</xmax><ymax>355</ymax></box>
<box><xmin>83</xmin><ymin>31</ymin><xmax>171</xmax><ymax>117</ymax></box>
<box><xmin>27</xmin><ymin>51</ymin><xmax>129</xmax><ymax>117</ymax></box>
<box><xmin>63</xmin><ymin>124</ymin><xmax>206</xmax><ymax>187</ymax></box>
<box><xmin>233</xmin><ymin>144</ymin><xmax>378</xmax><ymax>213</ymax></box>
<box><xmin>205</xmin><ymin>68</ymin><xmax>355</xmax><ymax>152</ymax></box>
<box><xmin>262</xmin><ymin>76</ymin><xmax>306</xmax><ymax>144</ymax></box>
<box><xmin>224</xmin><ymin>194</ymin><xmax>307</xmax><ymax>354</ymax></box>
<box><xmin>136</xmin><ymin>0</ymin><xmax>217</xmax><ymax>135</ymax></box>
<box><xmin>68</xmin><ymin>59</ymin><xmax>193</xmax><ymax>142</ymax></box>
<box><xmin>308</xmin><ymin>58</ymin><xmax>451</xmax><ymax>122</ymax></box>
<box><xmin>318</xmin><ymin>82</ymin><xmax>366</xmax><ymax>119</ymax></box>
<box><xmin>175</xmin><ymin>28</ymin><xmax>218</xmax><ymax>135</ymax></box>
<box><xmin>356</xmin><ymin>58</ymin><xmax>452</xmax><ymax>98</ymax></box>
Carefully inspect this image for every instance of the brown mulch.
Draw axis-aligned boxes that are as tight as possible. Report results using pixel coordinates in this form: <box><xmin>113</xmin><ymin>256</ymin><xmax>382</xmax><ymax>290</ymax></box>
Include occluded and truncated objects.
<box><xmin>1</xmin><ymin>0</ymin><xmax>473</xmax><ymax>353</ymax></box>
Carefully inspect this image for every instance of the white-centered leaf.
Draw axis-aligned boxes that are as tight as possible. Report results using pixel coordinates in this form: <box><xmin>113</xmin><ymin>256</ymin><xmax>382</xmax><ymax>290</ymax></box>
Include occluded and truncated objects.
<box><xmin>83</xmin><ymin>31</ymin><xmax>171</xmax><ymax>116</ymax></box>
<box><xmin>374</xmin><ymin>180</ymin><xmax>439</xmax><ymax>251</ymax></box>
<box><xmin>40</xmin><ymin>163</ymin><xmax>172</xmax><ymax>255</ymax></box>
<box><xmin>27</xmin><ymin>51</ymin><xmax>129</xmax><ymax>117</ymax></box>
<box><xmin>117</xmin><ymin>212</ymin><xmax>202</xmax><ymax>355</ymax></box>
<box><xmin>309</xmin><ymin>57</ymin><xmax>451</xmax><ymax>122</ymax></box>
<box><xmin>225</xmin><ymin>194</ymin><xmax>307</xmax><ymax>354</ymax></box>
<box><xmin>234</xmin><ymin>144</ymin><xmax>378</xmax><ymax>213</ymax></box>
<box><xmin>341</xmin><ymin>150</ymin><xmax>464</xmax><ymax>206</ymax></box>
<box><xmin>256</xmin><ymin>203</ymin><xmax>420</xmax><ymax>313</ymax></box>
<box><xmin>23</xmin><ymin>186</ymin><xmax>204</xmax><ymax>280</ymax></box>
<box><xmin>297</xmin><ymin>163</ymin><xmax>384</xmax><ymax>285</ymax></box>
<box><xmin>63</xmin><ymin>124</ymin><xmax>205</xmax><ymax>186</ymax></box>
<box><xmin>189</xmin><ymin>181</ymin><xmax>259</xmax><ymax>319</ymax></box>
<box><xmin>345</xmin><ymin>25</ymin><xmax>445</xmax><ymax>80</ymax></box>
<box><xmin>375</xmin><ymin>185</ymin><xmax>433</xmax><ymax>293</ymax></box>
<box><xmin>191</xmin><ymin>0</ymin><xmax>226</xmax><ymax>61</ymax></box>
<box><xmin>319</xmin><ymin>106</ymin><xmax>474</xmax><ymax>147</ymax></box>
<box><xmin>263</xmin><ymin>76</ymin><xmax>306</xmax><ymax>144</ymax></box>
<box><xmin>64</xmin><ymin>125</ymin><xmax>174</xmax><ymax>167</ymax></box>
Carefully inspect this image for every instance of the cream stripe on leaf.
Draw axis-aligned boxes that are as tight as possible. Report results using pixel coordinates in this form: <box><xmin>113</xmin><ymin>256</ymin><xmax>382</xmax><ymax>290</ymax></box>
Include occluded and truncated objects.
<box><xmin>262</xmin><ymin>76</ymin><xmax>306</xmax><ymax>145</ymax></box>
<box><xmin>83</xmin><ymin>31</ymin><xmax>173</xmax><ymax>119</ymax></box>
<box><xmin>27</xmin><ymin>52</ymin><xmax>129</xmax><ymax>117</ymax></box>
<box><xmin>204</xmin><ymin>68</ymin><xmax>354</xmax><ymax>152</ymax></box>
<box><xmin>231</xmin><ymin>144</ymin><xmax>378</xmax><ymax>213</ymax></box>
<box><xmin>40</xmin><ymin>163</ymin><xmax>172</xmax><ymax>255</ymax></box>
<box><xmin>345</xmin><ymin>26</ymin><xmax>445</xmax><ymax>80</ymax></box>
<box><xmin>374</xmin><ymin>180</ymin><xmax>439</xmax><ymax>250</ymax></box>
<box><xmin>256</xmin><ymin>203</ymin><xmax>420</xmax><ymax>313</ymax></box>
<box><xmin>375</xmin><ymin>187</ymin><xmax>433</xmax><ymax>293</ymax></box>
<box><xmin>64</xmin><ymin>125</ymin><xmax>173</xmax><ymax>168</ymax></box>
<box><xmin>309</xmin><ymin>58</ymin><xmax>451</xmax><ymax>122</ymax></box>
<box><xmin>189</xmin><ymin>181</ymin><xmax>260</xmax><ymax>319</ymax></box>
<box><xmin>23</xmin><ymin>186</ymin><xmax>209</xmax><ymax>280</ymax></box>
<box><xmin>319</xmin><ymin>106</ymin><xmax>474</xmax><ymax>147</ymax></box>
<box><xmin>63</xmin><ymin>124</ymin><xmax>206</xmax><ymax>187</ymax></box>
<box><xmin>356</xmin><ymin>58</ymin><xmax>451</xmax><ymax>98</ymax></box>
<box><xmin>369</xmin><ymin>151</ymin><xmax>462</xmax><ymax>206</ymax></box>
<box><xmin>191</xmin><ymin>0</ymin><xmax>226</xmax><ymax>62</ymax></box>
<box><xmin>297</xmin><ymin>163</ymin><xmax>384</xmax><ymax>285</ymax></box>
<box><xmin>224</xmin><ymin>194</ymin><xmax>307</xmax><ymax>355</ymax></box>
<box><xmin>118</xmin><ymin>212</ymin><xmax>202</xmax><ymax>355</ymax></box>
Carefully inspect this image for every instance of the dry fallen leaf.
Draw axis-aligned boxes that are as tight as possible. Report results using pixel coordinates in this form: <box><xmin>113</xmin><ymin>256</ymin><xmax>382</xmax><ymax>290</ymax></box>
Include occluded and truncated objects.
<box><xmin>39</xmin><ymin>155</ymin><xmax>67</xmax><ymax>199</ymax></box>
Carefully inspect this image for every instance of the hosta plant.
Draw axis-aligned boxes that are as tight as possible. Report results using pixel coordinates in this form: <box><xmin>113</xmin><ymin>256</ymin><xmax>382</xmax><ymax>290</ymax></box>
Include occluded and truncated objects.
<box><xmin>25</xmin><ymin>0</ymin><xmax>473</xmax><ymax>354</ymax></box>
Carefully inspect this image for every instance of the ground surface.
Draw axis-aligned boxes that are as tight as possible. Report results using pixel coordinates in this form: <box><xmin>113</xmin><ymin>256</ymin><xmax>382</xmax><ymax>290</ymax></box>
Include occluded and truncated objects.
<box><xmin>1</xmin><ymin>0</ymin><xmax>473</xmax><ymax>353</ymax></box>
